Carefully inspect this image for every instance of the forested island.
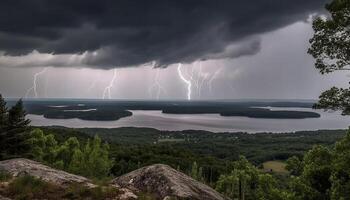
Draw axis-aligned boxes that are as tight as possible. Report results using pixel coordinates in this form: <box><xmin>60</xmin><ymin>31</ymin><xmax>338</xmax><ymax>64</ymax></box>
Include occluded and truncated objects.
<box><xmin>11</xmin><ymin>99</ymin><xmax>321</xmax><ymax>121</ymax></box>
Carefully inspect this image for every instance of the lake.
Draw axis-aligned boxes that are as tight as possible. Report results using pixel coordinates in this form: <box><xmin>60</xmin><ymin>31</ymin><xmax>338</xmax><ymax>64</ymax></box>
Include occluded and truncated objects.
<box><xmin>27</xmin><ymin>107</ymin><xmax>349</xmax><ymax>133</ymax></box>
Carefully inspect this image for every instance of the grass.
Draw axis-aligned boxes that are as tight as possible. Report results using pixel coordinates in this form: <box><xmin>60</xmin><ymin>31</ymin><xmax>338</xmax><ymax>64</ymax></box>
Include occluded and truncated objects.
<box><xmin>0</xmin><ymin>170</ymin><xmax>11</xmax><ymax>182</ymax></box>
<box><xmin>64</xmin><ymin>183</ymin><xmax>120</xmax><ymax>200</ymax></box>
<box><xmin>0</xmin><ymin>175</ymin><xmax>120</xmax><ymax>200</ymax></box>
<box><xmin>262</xmin><ymin>161</ymin><xmax>288</xmax><ymax>174</ymax></box>
<box><xmin>6</xmin><ymin>175</ymin><xmax>62</xmax><ymax>200</ymax></box>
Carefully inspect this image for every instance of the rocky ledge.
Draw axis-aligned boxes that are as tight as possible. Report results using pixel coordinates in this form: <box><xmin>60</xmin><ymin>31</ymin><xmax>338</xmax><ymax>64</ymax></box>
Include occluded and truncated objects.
<box><xmin>0</xmin><ymin>159</ymin><xmax>228</xmax><ymax>200</ymax></box>
<box><xmin>0</xmin><ymin>158</ymin><xmax>137</xmax><ymax>199</ymax></box>
<box><xmin>0</xmin><ymin>158</ymin><xmax>94</xmax><ymax>188</ymax></box>
<box><xmin>112</xmin><ymin>164</ymin><xmax>229</xmax><ymax>200</ymax></box>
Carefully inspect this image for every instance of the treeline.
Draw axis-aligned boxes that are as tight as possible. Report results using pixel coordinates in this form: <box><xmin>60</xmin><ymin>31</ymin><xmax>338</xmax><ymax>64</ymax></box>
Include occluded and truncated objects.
<box><xmin>215</xmin><ymin>130</ymin><xmax>350</xmax><ymax>200</ymax></box>
<box><xmin>0</xmin><ymin>95</ymin><xmax>114</xmax><ymax>179</ymax></box>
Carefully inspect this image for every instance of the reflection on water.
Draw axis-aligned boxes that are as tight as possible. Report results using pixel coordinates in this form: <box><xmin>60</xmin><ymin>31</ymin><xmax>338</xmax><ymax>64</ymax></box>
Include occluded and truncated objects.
<box><xmin>27</xmin><ymin>107</ymin><xmax>349</xmax><ymax>133</ymax></box>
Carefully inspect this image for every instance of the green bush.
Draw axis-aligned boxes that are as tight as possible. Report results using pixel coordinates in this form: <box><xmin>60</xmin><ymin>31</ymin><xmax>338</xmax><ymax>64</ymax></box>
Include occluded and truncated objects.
<box><xmin>7</xmin><ymin>175</ymin><xmax>60</xmax><ymax>200</ymax></box>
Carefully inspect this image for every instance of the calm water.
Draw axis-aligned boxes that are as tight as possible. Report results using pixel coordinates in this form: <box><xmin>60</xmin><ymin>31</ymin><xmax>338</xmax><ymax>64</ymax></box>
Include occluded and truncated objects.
<box><xmin>27</xmin><ymin>107</ymin><xmax>349</xmax><ymax>133</ymax></box>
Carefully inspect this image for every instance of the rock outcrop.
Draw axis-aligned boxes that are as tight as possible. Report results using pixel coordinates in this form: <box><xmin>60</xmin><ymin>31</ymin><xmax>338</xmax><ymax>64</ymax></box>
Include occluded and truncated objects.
<box><xmin>0</xmin><ymin>158</ymin><xmax>94</xmax><ymax>188</ymax></box>
<box><xmin>112</xmin><ymin>164</ymin><xmax>229</xmax><ymax>200</ymax></box>
<box><xmin>0</xmin><ymin>159</ymin><xmax>228</xmax><ymax>200</ymax></box>
<box><xmin>0</xmin><ymin>158</ymin><xmax>137</xmax><ymax>199</ymax></box>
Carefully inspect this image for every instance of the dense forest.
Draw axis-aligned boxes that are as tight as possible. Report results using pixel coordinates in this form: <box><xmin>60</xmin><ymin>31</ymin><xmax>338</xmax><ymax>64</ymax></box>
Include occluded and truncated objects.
<box><xmin>1</xmin><ymin>95</ymin><xmax>350</xmax><ymax>199</ymax></box>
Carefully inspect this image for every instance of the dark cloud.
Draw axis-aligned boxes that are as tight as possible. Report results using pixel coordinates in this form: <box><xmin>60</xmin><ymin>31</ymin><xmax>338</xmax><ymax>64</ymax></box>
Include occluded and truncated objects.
<box><xmin>0</xmin><ymin>0</ymin><xmax>327</xmax><ymax>68</ymax></box>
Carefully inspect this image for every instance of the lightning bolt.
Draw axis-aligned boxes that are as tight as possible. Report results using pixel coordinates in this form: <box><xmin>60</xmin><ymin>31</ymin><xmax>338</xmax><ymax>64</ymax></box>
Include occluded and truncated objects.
<box><xmin>25</xmin><ymin>68</ymin><xmax>48</xmax><ymax>98</ymax></box>
<box><xmin>102</xmin><ymin>69</ymin><xmax>117</xmax><ymax>99</ymax></box>
<box><xmin>149</xmin><ymin>68</ymin><xmax>167</xmax><ymax>100</ymax></box>
<box><xmin>208</xmin><ymin>67</ymin><xmax>223</xmax><ymax>94</ymax></box>
<box><xmin>190</xmin><ymin>64</ymin><xmax>205</xmax><ymax>99</ymax></box>
<box><xmin>177</xmin><ymin>63</ymin><xmax>192</xmax><ymax>100</ymax></box>
<box><xmin>194</xmin><ymin>62</ymin><xmax>210</xmax><ymax>99</ymax></box>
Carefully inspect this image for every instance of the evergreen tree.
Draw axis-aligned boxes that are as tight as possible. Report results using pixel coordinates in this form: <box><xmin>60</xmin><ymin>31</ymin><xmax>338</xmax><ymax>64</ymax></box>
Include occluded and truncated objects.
<box><xmin>0</xmin><ymin>94</ymin><xmax>8</xmax><ymax>159</ymax></box>
<box><xmin>7</xmin><ymin>99</ymin><xmax>30</xmax><ymax>129</ymax></box>
<box><xmin>4</xmin><ymin>99</ymin><xmax>30</xmax><ymax>156</ymax></box>
<box><xmin>0</xmin><ymin>94</ymin><xmax>7</xmax><ymax>130</ymax></box>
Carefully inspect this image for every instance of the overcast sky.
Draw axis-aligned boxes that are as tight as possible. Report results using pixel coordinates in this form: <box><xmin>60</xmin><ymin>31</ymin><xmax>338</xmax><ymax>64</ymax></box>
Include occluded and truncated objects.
<box><xmin>0</xmin><ymin>0</ymin><xmax>347</xmax><ymax>100</ymax></box>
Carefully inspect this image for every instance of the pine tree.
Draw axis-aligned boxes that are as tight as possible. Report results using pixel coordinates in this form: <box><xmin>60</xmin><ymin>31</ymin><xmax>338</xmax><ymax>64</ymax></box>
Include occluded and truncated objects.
<box><xmin>0</xmin><ymin>94</ymin><xmax>8</xmax><ymax>159</ymax></box>
<box><xmin>8</xmin><ymin>99</ymin><xmax>30</xmax><ymax>129</ymax></box>
<box><xmin>0</xmin><ymin>94</ymin><xmax>7</xmax><ymax>130</ymax></box>
<box><xmin>5</xmin><ymin>99</ymin><xmax>31</xmax><ymax>156</ymax></box>
<box><xmin>191</xmin><ymin>161</ymin><xmax>199</xmax><ymax>180</ymax></box>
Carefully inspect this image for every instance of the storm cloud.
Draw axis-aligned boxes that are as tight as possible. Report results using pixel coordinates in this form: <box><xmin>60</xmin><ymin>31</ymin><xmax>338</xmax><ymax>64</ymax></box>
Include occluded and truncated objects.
<box><xmin>0</xmin><ymin>0</ymin><xmax>327</xmax><ymax>68</ymax></box>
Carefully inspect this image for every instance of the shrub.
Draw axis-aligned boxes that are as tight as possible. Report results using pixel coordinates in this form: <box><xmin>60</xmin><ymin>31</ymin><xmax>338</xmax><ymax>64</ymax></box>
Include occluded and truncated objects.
<box><xmin>7</xmin><ymin>175</ymin><xmax>61</xmax><ymax>200</ymax></box>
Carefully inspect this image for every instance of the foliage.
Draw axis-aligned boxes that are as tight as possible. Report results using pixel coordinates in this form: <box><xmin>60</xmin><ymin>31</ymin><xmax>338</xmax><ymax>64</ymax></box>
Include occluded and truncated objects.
<box><xmin>63</xmin><ymin>183</ymin><xmax>119</xmax><ymax>200</ymax></box>
<box><xmin>216</xmin><ymin>156</ymin><xmax>259</xmax><ymax>200</ymax></box>
<box><xmin>68</xmin><ymin>136</ymin><xmax>114</xmax><ymax>178</ymax></box>
<box><xmin>330</xmin><ymin>131</ymin><xmax>350</xmax><ymax>199</ymax></box>
<box><xmin>7</xmin><ymin>99</ymin><xmax>30</xmax><ymax>129</ymax></box>
<box><xmin>1</xmin><ymin>96</ymin><xmax>350</xmax><ymax>199</ymax></box>
<box><xmin>1</xmin><ymin>175</ymin><xmax>119</xmax><ymax>200</ymax></box>
<box><xmin>0</xmin><ymin>97</ymin><xmax>30</xmax><ymax>158</ymax></box>
<box><xmin>0</xmin><ymin>94</ymin><xmax>7</xmax><ymax>131</ymax></box>
<box><xmin>308</xmin><ymin>0</ymin><xmax>350</xmax><ymax>114</ymax></box>
<box><xmin>215</xmin><ymin>129</ymin><xmax>350</xmax><ymax>200</ymax></box>
<box><xmin>286</xmin><ymin>156</ymin><xmax>303</xmax><ymax>176</ymax></box>
<box><xmin>0</xmin><ymin>95</ymin><xmax>8</xmax><ymax>159</ymax></box>
<box><xmin>48</xmin><ymin>126</ymin><xmax>346</xmax><ymax>184</ymax></box>
<box><xmin>308</xmin><ymin>0</ymin><xmax>350</xmax><ymax>74</ymax></box>
<box><xmin>29</xmin><ymin>129</ymin><xmax>113</xmax><ymax>179</ymax></box>
<box><xmin>6</xmin><ymin>175</ymin><xmax>60</xmax><ymax>200</ymax></box>
<box><xmin>190</xmin><ymin>161</ymin><xmax>204</xmax><ymax>182</ymax></box>
<box><xmin>289</xmin><ymin>130</ymin><xmax>350</xmax><ymax>200</ymax></box>
<box><xmin>314</xmin><ymin>87</ymin><xmax>350</xmax><ymax>115</ymax></box>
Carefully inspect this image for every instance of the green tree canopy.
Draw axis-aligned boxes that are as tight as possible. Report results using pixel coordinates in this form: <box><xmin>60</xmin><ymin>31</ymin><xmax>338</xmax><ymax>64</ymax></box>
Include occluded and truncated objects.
<box><xmin>8</xmin><ymin>99</ymin><xmax>30</xmax><ymax>129</ymax></box>
<box><xmin>308</xmin><ymin>0</ymin><xmax>350</xmax><ymax>73</ymax></box>
<box><xmin>3</xmin><ymin>99</ymin><xmax>30</xmax><ymax>157</ymax></box>
<box><xmin>29</xmin><ymin>130</ymin><xmax>113</xmax><ymax>179</ymax></box>
<box><xmin>309</xmin><ymin>0</ymin><xmax>350</xmax><ymax>115</ymax></box>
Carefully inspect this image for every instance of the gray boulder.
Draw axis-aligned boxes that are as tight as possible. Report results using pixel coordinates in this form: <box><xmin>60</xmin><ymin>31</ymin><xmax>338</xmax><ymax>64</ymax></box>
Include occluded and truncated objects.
<box><xmin>112</xmin><ymin>164</ymin><xmax>229</xmax><ymax>200</ymax></box>
<box><xmin>0</xmin><ymin>158</ymin><xmax>94</xmax><ymax>187</ymax></box>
